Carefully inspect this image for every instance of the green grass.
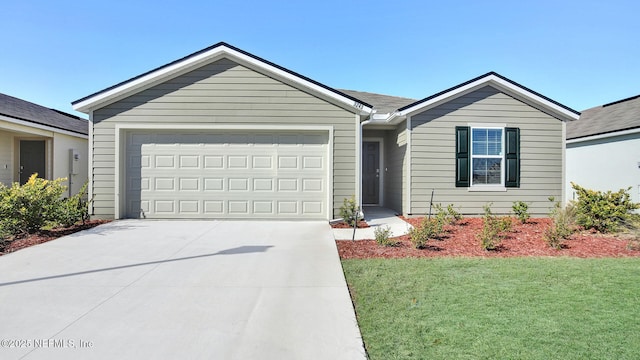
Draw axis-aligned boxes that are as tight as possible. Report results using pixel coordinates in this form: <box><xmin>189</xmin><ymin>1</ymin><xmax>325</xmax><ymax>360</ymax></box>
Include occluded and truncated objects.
<box><xmin>342</xmin><ymin>258</ymin><xmax>640</xmax><ymax>359</ymax></box>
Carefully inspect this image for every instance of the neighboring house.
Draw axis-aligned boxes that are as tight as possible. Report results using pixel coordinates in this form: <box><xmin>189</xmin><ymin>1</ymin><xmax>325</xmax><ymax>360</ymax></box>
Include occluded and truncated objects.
<box><xmin>566</xmin><ymin>95</ymin><xmax>640</xmax><ymax>203</ymax></box>
<box><xmin>72</xmin><ymin>42</ymin><xmax>579</xmax><ymax>220</ymax></box>
<box><xmin>0</xmin><ymin>93</ymin><xmax>89</xmax><ymax>196</ymax></box>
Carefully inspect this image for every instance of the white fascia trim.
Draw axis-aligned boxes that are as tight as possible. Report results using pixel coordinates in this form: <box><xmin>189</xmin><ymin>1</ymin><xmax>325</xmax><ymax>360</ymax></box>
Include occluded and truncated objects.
<box><xmin>396</xmin><ymin>74</ymin><xmax>579</xmax><ymax>121</ymax></box>
<box><xmin>113</xmin><ymin>123</ymin><xmax>334</xmax><ymax>220</ymax></box>
<box><xmin>385</xmin><ymin>111</ymin><xmax>407</xmax><ymax>125</ymax></box>
<box><xmin>0</xmin><ymin>114</ymin><xmax>88</xmax><ymax>139</ymax></box>
<box><xmin>566</xmin><ymin>127</ymin><xmax>640</xmax><ymax>144</ymax></box>
<box><xmin>74</xmin><ymin>45</ymin><xmax>372</xmax><ymax>115</ymax></box>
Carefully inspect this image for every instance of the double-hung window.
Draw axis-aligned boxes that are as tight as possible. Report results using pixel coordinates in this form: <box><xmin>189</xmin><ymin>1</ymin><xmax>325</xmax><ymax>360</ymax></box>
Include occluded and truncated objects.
<box><xmin>455</xmin><ymin>125</ymin><xmax>520</xmax><ymax>189</ymax></box>
<box><xmin>471</xmin><ymin>127</ymin><xmax>503</xmax><ymax>186</ymax></box>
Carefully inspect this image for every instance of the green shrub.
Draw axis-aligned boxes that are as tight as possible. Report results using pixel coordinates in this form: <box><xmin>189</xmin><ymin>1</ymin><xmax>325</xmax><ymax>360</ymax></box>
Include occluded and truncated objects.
<box><xmin>374</xmin><ymin>226</ymin><xmax>395</xmax><ymax>246</ymax></box>
<box><xmin>409</xmin><ymin>217</ymin><xmax>443</xmax><ymax>249</ymax></box>
<box><xmin>512</xmin><ymin>201</ymin><xmax>530</xmax><ymax>224</ymax></box>
<box><xmin>571</xmin><ymin>183</ymin><xmax>640</xmax><ymax>233</ymax></box>
<box><xmin>433</xmin><ymin>203</ymin><xmax>463</xmax><ymax>227</ymax></box>
<box><xmin>477</xmin><ymin>203</ymin><xmax>512</xmax><ymax>251</ymax></box>
<box><xmin>56</xmin><ymin>182</ymin><xmax>90</xmax><ymax>228</ymax></box>
<box><xmin>446</xmin><ymin>204</ymin><xmax>463</xmax><ymax>223</ymax></box>
<box><xmin>543</xmin><ymin>199</ymin><xmax>577</xmax><ymax>249</ymax></box>
<box><xmin>340</xmin><ymin>196</ymin><xmax>361</xmax><ymax>227</ymax></box>
<box><xmin>0</xmin><ymin>175</ymin><xmax>89</xmax><ymax>239</ymax></box>
<box><xmin>0</xmin><ymin>174</ymin><xmax>66</xmax><ymax>236</ymax></box>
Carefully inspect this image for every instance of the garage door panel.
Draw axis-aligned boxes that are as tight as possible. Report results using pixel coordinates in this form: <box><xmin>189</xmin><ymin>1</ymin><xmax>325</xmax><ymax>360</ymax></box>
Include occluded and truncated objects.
<box><xmin>125</xmin><ymin>130</ymin><xmax>328</xmax><ymax>219</ymax></box>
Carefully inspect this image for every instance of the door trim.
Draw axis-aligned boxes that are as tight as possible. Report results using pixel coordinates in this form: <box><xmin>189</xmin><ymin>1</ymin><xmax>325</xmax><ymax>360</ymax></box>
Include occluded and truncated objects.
<box><xmin>362</xmin><ymin>137</ymin><xmax>384</xmax><ymax>206</ymax></box>
<box><xmin>16</xmin><ymin>138</ymin><xmax>51</xmax><ymax>183</ymax></box>
<box><xmin>115</xmin><ymin>123</ymin><xmax>334</xmax><ymax>220</ymax></box>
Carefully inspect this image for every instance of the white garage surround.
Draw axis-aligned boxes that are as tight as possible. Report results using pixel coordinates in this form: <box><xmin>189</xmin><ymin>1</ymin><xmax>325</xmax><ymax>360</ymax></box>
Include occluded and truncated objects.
<box><xmin>115</xmin><ymin>124</ymin><xmax>333</xmax><ymax>220</ymax></box>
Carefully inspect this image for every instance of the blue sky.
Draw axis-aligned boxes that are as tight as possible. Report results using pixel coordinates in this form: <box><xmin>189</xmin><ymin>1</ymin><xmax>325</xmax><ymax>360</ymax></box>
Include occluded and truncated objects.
<box><xmin>1</xmin><ymin>0</ymin><xmax>638</xmax><ymax>118</ymax></box>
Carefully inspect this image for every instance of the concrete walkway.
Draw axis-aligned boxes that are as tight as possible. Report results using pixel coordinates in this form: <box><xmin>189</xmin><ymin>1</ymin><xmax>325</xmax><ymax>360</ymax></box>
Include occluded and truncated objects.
<box><xmin>333</xmin><ymin>206</ymin><xmax>413</xmax><ymax>240</ymax></box>
<box><xmin>0</xmin><ymin>220</ymin><xmax>366</xmax><ymax>360</ymax></box>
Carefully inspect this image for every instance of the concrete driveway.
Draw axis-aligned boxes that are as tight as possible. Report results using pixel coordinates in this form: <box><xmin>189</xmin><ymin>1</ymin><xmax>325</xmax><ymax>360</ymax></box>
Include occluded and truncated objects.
<box><xmin>0</xmin><ymin>220</ymin><xmax>366</xmax><ymax>360</ymax></box>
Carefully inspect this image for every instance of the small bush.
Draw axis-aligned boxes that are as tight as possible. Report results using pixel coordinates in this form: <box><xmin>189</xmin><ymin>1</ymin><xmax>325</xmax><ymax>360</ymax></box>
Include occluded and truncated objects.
<box><xmin>433</xmin><ymin>203</ymin><xmax>463</xmax><ymax>227</ymax></box>
<box><xmin>340</xmin><ymin>196</ymin><xmax>361</xmax><ymax>227</ymax></box>
<box><xmin>409</xmin><ymin>217</ymin><xmax>443</xmax><ymax>249</ymax></box>
<box><xmin>446</xmin><ymin>204</ymin><xmax>463</xmax><ymax>223</ymax></box>
<box><xmin>571</xmin><ymin>183</ymin><xmax>640</xmax><ymax>233</ymax></box>
<box><xmin>0</xmin><ymin>174</ymin><xmax>66</xmax><ymax>236</ymax></box>
<box><xmin>374</xmin><ymin>226</ymin><xmax>395</xmax><ymax>246</ymax></box>
<box><xmin>477</xmin><ymin>204</ymin><xmax>512</xmax><ymax>251</ymax></box>
<box><xmin>543</xmin><ymin>199</ymin><xmax>577</xmax><ymax>249</ymax></box>
<box><xmin>512</xmin><ymin>201</ymin><xmax>530</xmax><ymax>224</ymax></box>
<box><xmin>0</xmin><ymin>175</ymin><xmax>89</xmax><ymax>239</ymax></box>
<box><xmin>56</xmin><ymin>182</ymin><xmax>90</xmax><ymax>228</ymax></box>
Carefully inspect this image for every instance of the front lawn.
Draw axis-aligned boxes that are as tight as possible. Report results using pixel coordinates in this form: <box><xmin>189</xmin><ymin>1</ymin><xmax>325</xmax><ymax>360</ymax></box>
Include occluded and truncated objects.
<box><xmin>342</xmin><ymin>257</ymin><xmax>640</xmax><ymax>359</ymax></box>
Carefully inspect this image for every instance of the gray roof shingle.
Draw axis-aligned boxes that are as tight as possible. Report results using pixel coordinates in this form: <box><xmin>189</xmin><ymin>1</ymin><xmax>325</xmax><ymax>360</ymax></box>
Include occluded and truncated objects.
<box><xmin>567</xmin><ymin>94</ymin><xmax>640</xmax><ymax>140</ymax></box>
<box><xmin>338</xmin><ymin>89</ymin><xmax>416</xmax><ymax>114</ymax></box>
<box><xmin>0</xmin><ymin>93</ymin><xmax>88</xmax><ymax>135</ymax></box>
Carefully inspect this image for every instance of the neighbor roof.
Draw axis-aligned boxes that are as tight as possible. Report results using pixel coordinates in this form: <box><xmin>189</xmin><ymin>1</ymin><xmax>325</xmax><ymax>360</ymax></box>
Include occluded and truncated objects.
<box><xmin>338</xmin><ymin>89</ymin><xmax>416</xmax><ymax>114</ymax></box>
<box><xmin>72</xmin><ymin>42</ymin><xmax>373</xmax><ymax>114</ymax></box>
<box><xmin>0</xmin><ymin>93</ymin><xmax>88</xmax><ymax>135</ymax></box>
<box><xmin>567</xmin><ymin>94</ymin><xmax>640</xmax><ymax>140</ymax></box>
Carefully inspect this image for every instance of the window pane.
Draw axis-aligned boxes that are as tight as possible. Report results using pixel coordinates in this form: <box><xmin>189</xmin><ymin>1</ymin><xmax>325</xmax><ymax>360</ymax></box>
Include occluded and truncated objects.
<box><xmin>472</xmin><ymin>158</ymin><xmax>502</xmax><ymax>185</ymax></box>
<box><xmin>486</xmin><ymin>129</ymin><xmax>502</xmax><ymax>155</ymax></box>
<box><xmin>472</xmin><ymin>128</ymin><xmax>502</xmax><ymax>156</ymax></box>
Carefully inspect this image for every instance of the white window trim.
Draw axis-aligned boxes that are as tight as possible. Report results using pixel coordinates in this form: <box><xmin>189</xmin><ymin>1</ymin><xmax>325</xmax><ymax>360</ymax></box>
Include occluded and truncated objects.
<box><xmin>469</xmin><ymin>125</ymin><xmax>506</xmax><ymax>190</ymax></box>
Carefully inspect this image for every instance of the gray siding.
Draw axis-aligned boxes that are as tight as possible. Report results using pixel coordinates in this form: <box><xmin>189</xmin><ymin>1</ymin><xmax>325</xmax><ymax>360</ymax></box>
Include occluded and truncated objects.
<box><xmin>91</xmin><ymin>58</ymin><xmax>357</xmax><ymax>219</ymax></box>
<box><xmin>410</xmin><ymin>86</ymin><xmax>563</xmax><ymax>216</ymax></box>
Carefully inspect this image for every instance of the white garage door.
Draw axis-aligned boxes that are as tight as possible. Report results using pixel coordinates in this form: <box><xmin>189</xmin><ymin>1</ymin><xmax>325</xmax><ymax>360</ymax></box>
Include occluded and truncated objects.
<box><xmin>125</xmin><ymin>130</ymin><xmax>328</xmax><ymax>219</ymax></box>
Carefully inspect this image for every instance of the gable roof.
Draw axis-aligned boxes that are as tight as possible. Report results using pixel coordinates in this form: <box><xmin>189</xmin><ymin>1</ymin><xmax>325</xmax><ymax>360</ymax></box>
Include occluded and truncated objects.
<box><xmin>338</xmin><ymin>89</ymin><xmax>416</xmax><ymax>114</ymax></box>
<box><xmin>389</xmin><ymin>72</ymin><xmax>580</xmax><ymax>123</ymax></box>
<box><xmin>567</xmin><ymin>94</ymin><xmax>640</xmax><ymax>140</ymax></box>
<box><xmin>0</xmin><ymin>93</ymin><xmax>88</xmax><ymax>136</ymax></box>
<box><xmin>72</xmin><ymin>42</ymin><xmax>373</xmax><ymax>114</ymax></box>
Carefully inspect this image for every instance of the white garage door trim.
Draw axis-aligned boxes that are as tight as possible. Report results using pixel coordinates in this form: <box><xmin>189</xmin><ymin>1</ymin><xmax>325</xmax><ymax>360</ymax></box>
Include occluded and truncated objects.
<box><xmin>114</xmin><ymin>124</ymin><xmax>334</xmax><ymax>220</ymax></box>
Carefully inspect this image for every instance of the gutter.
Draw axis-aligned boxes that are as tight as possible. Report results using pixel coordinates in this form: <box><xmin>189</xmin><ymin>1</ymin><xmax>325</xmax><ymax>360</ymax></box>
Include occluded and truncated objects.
<box><xmin>566</xmin><ymin>127</ymin><xmax>640</xmax><ymax>144</ymax></box>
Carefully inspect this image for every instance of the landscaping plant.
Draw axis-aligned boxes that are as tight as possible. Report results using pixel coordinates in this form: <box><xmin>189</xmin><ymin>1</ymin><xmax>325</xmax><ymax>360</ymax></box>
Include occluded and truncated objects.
<box><xmin>446</xmin><ymin>204</ymin><xmax>463</xmax><ymax>223</ymax></box>
<box><xmin>512</xmin><ymin>200</ymin><xmax>530</xmax><ymax>223</ymax></box>
<box><xmin>543</xmin><ymin>197</ymin><xmax>577</xmax><ymax>249</ymax></box>
<box><xmin>339</xmin><ymin>196</ymin><xmax>361</xmax><ymax>227</ymax></box>
<box><xmin>571</xmin><ymin>182</ymin><xmax>640</xmax><ymax>233</ymax></box>
<box><xmin>477</xmin><ymin>203</ymin><xmax>512</xmax><ymax>250</ymax></box>
<box><xmin>374</xmin><ymin>225</ymin><xmax>395</xmax><ymax>246</ymax></box>
<box><xmin>0</xmin><ymin>174</ymin><xmax>89</xmax><ymax>239</ymax></box>
<box><xmin>409</xmin><ymin>218</ymin><xmax>442</xmax><ymax>249</ymax></box>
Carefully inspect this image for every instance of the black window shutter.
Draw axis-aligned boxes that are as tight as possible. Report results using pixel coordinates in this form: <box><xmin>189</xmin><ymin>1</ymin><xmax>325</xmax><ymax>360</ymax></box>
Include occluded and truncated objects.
<box><xmin>505</xmin><ymin>127</ymin><xmax>520</xmax><ymax>187</ymax></box>
<box><xmin>455</xmin><ymin>126</ymin><xmax>470</xmax><ymax>187</ymax></box>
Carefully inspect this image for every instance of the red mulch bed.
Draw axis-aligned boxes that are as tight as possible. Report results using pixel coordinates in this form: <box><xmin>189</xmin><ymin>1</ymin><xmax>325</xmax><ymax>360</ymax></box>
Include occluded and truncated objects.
<box><xmin>337</xmin><ymin>217</ymin><xmax>640</xmax><ymax>259</ymax></box>
<box><xmin>330</xmin><ymin>220</ymin><xmax>370</xmax><ymax>229</ymax></box>
<box><xmin>1</xmin><ymin>220</ymin><xmax>111</xmax><ymax>255</ymax></box>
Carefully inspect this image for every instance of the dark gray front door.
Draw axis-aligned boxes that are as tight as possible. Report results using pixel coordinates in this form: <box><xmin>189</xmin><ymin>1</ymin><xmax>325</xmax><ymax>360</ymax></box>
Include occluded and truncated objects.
<box><xmin>362</xmin><ymin>141</ymin><xmax>380</xmax><ymax>204</ymax></box>
<box><xmin>19</xmin><ymin>140</ymin><xmax>46</xmax><ymax>184</ymax></box>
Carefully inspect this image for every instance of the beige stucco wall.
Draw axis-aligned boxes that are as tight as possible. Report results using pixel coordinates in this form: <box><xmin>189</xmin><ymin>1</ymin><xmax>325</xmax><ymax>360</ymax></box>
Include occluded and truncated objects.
<box><xmin>52</xmin><ymin>132</ymin><xmax>89</xmax><ymax>196</ymax></box>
